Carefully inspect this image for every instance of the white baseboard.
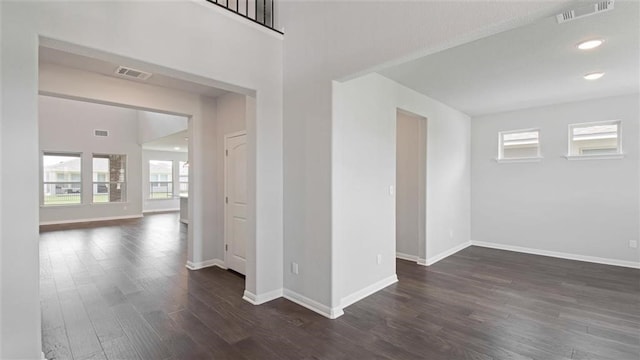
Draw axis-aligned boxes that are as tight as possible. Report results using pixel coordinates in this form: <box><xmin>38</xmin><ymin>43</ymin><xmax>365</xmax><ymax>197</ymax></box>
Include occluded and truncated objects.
<box><xmin>417</xmin><ymin>258</ymin><xmax>427</xmax><ymax>266</ymax></box>
<box><xmin>472</xmin><ymin>241</ymin><xmax>640</xmax><ymax>269</ymax></box>
<box><xmin>39</xmin><ymin>214</ymin><xmax>142</xmax><ymax>226</ymax></box>
<box><xmin>396</xmin><ymin>252</ymin><xmax>419</xmax><ymax>262</ymax></box>
<box><xmin>185</xmin><ymin>258</ymin><xmax>226</xmax><ymax>271</ymax></box>
<box><xmin>143</xmin><ymin>208</ymin><xmax>179</xmax><ymax>214</ymax></box>
<box><xmin>179</xmin><ymin>219</ymin><xmax>189</xmax><ymax>224</ymax></box>
<box><xmin>340</xmin><ymin>274</ymin><xmax>398</xmax><ymax>309</ymax></box>
<box><xmin>242</xmin><ymin>288</ymin><xmax>283</xmax><ymax>305</ymax></box>
<box><xmin>425</xmin><ymin>241</ymin><xmax>472</xmax><ymax>266</ymax></box>
<box><xmin>283</xmin><ymin>289</ymin><xmax>344</xmax><ymax>319</ymax></box>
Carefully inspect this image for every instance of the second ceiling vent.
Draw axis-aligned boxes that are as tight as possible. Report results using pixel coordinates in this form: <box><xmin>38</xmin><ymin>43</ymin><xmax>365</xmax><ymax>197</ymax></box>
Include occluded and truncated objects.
<box><xmin>115</xmin><ymin>66</ymin><xmax>152</xmax><ymax>80</ymax></box>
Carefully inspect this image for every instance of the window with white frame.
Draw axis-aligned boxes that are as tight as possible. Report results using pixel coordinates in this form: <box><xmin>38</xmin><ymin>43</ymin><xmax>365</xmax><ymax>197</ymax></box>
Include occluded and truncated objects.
<box><xmin>93</xmin><ymin>154</ymin><xmax>127</xmax><ymax>203</ymax></box>
<box><xmin>498</xmin><ymin>129</ymin><xmax>541</xmax><ymax>161</ymax></box>
<box><xmin>149</xmin><ymin>160</ymin><xmax>173</xmax><ymax>199</ymax></box>
<box><xmin>179</xmin><ymin>161</ymin><xmax>189</xmax><ymax>197</ymax></box>
<box><xmin>568</xmin><ymin>120</ymin><xmax>621</xmax><ymax>157</ymax></box>
<box><xmin>42</xmin><ymin>152</ymin><xmax>82</xmax><ymax>206</ymax></box>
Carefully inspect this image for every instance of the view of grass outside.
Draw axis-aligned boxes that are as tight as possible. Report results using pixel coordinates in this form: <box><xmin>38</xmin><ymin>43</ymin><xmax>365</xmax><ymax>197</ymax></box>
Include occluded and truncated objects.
<box><xmin>44</xmin><ymin>193</ymin><xmax>82</xmax><ymax>206</ymax></box>
<box><xmin>150</xmin><ymin>192</ymin><xmax>174</xmax><ymax>199</ymax></box>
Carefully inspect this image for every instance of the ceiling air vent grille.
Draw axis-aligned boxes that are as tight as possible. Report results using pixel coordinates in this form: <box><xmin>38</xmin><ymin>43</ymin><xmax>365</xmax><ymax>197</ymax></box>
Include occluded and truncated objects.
<box><xmin>94</xmin><ymin>129</ymin><xmax>109</xmax><ymax>137</ymax></box>
<box><xmin>556</xmin><ymin>0</ymin><xmax>614</xmax><ymax>23</ymax></box>
<box><xmin>557</xmin><ymin>11</ymin><xmax>575</xmax><ymax>23</ymax></box>
<box><xmin>115</xmin><ymin>66</ymin><xmax>152</xmax><ymax>80</ymax></box>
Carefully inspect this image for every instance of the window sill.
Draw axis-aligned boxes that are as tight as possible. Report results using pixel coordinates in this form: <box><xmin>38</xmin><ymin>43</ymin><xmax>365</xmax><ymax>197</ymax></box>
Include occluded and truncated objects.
<box><xmin>40</xmin><ymin>204</ymin><xmax>84</xmax><ymax>208</ymax></box>
<box><xmin>495</xmin><ymin>156</ymin><xmax>543</xmax><ymax>164</ymax></box>
<box><xmin>564</xmin><ymin>154</ymin><xmax>625</xmax><ymax>161</ymax></box>
<box><xmin>41</xmin><ymin>202</ymin><xmax>130</xmax><ymax>208</ymax></box>
<box><xmin>91</xmin><ymin>202</ymin><xmax>130</xmax><ymax>205</ymax></box>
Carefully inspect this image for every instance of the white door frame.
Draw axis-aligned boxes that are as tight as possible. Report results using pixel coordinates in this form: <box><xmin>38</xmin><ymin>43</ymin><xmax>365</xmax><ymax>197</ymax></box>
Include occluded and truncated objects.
<box><xmin>223</xmin><ymin>130</ymin><xmax>247</xmax><ymax>272</ymax></box>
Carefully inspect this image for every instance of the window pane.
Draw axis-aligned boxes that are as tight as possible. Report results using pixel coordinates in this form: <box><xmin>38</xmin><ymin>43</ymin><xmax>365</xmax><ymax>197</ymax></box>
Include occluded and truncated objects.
<box><xmin>42</xmin><ymin>153</ymin><xmax>81</xmax><ymax>205</ymax></box>
<box><xmin>149</xmin><ymin>160</ymin><xmax>173</xmax><ymax>199</ymax></box>
<box><xmin>93</xmin><ymin>154</ymin><xmax>126</xmax><ymax>203</ymax></box>
<box><xmin>500</xmin><ymin>130</ymin><xmax>539</xmax><ymax>159</ymax></box>
<box><xmin>570</xmin><ymin>122</ymin><xmax>619</xmax><ymax>156</ymax></box>
<box><xmin>179</xmin><ymin>161</ymin><xmax>189</xmax><ymax>196</ymax></box>
<box><xmin>93</xmin><ymin>183</ymin><xmax>126</xmax><ymax>203</ymax></box>
<box><xmin>43</xmin><ymin>154</ymin><xmax>81</xmax><ymax>182</ymax></box>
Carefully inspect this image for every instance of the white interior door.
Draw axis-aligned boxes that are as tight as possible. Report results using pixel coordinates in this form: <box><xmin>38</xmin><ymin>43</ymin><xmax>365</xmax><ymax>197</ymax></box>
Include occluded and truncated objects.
<box><xmin>225</xmin><ymin>132</ymin><xmax>247</xmax><ymax>275</ymax></box>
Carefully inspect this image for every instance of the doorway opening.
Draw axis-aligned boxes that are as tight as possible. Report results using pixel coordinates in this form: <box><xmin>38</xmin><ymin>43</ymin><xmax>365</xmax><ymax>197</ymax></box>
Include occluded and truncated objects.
<box><xmin>395</xmin><ymin>109</ymin><xmax>427</xmax><ymax>265</ymax></box>
<box><xmin>38</xmin><ymin>43</ymin><xmax>254</xmax><ymax>290</ymax></box>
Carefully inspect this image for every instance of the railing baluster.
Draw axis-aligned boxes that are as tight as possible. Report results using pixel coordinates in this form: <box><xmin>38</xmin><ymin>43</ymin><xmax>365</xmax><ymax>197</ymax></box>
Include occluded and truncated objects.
<box><xmin>204</xmin><ymin>0</ymin><xmax>281</xmax><ymax>34</ymax></box>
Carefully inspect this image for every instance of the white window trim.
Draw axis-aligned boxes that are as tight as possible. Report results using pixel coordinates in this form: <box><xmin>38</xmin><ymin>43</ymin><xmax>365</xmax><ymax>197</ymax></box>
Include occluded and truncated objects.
<box><xmin>495</xmin><ymin>156</ymin><xmax>544</xmax><ymax>164</ymax></box>
<box><xmin>565</xmin><ymin>120</ymin><xmax>623</xmax><ymax>160</ymax></box>
<box><xmin>496</xmin><ymin>128</ymin><xmax>542</xmax><ymax>163</ymax></box>
<box><xmin>563</xmin><ymin>154</ymin><xmax>625</xmax><ymax>161</ymax></box>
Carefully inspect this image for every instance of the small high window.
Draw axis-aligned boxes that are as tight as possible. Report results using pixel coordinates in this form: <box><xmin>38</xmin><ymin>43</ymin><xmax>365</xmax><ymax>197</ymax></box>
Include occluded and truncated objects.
<box><xmin>568</xmin><ymin>120</ymin><xmax>622</xmax><ymax>158</ymax></box>
<box><xmin>498</xmin><ymin>129</ymin><xmax>541</xmax><ymax>162</ymax></box>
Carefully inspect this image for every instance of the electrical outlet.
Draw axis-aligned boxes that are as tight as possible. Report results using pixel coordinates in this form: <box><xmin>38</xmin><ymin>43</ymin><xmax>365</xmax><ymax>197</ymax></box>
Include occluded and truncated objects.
<box><xmin>376</xmin><ymin>254</ymin><xmax>382</xmax><ymax>265</ymax></box>
<box><xmin>291</xmin><ymin>262</ymin><xmax>299</xmax><ymax>274</ymax></box>
<box><xmin>630</xmin><ymin>240</ymin><xmax>638</xmax><ymax>249</ymax></box>
<box><xmin>389</xmin><ymin>185</ymin><xmax>394</xmax><ymax>196</ymax></box>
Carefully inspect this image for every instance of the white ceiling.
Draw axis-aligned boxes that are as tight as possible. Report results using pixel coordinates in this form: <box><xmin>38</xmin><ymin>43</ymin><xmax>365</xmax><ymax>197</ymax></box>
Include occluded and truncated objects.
<box><xmin>39</xmin><ymin>47</ymin><xmax>229</xmax><ymax>98</ymax></box>
<box><xmin>378</xmin><ymin>0</ymin><xmax>639</xmax><ymax>117</ymax></box>
<box><xmin>142</xmin><ymin>130</ymin><xmax>189</xmax><ymax>153</ymax></box>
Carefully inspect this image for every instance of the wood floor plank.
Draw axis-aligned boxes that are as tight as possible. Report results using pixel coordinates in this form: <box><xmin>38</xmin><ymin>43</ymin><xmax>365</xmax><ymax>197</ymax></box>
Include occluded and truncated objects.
<box><xmin>101</xmin><ymin>336</ymin><xmax>141</xmax><ymax>360</ymax></box>
<box><xmin>57</xmin><ymin>289</ymin><xmax>103</xmax><ymax>359</ymax></box>
<box><xmin>112</xmin><ymin>303</ymin><xmax>169</xmax><ymax>360</ymax></box>
<box><xmin>42</xmin><ymin>326</ymin><xmax>73</xmax><ymax>360</ymax></box>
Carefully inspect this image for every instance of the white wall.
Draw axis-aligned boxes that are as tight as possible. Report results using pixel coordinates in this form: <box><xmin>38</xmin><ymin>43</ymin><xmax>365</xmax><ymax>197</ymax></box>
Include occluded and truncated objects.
<box><xmin>396</xmin><ymin>110</ymin><xmax>426</xmax><ymax>259</ymax></box>
<box><xmin>471</xmin><ymin>94</ymin><xmax>640</xmax><ymax>266</ymax></box>
<box><xmin>138</xmin><ymin>111</ymin><xmax>187</xmax><ymax>144</ymax></box>
<box><xmin>1</xmin><ymin>1</ymin><xmax>282</xmax><ymax>356</ymax></box>
<box><xmin>332</xmin><ymin>73</ymin><xmax>471</xmax><ymax>311</ymax></box>
<box><xmin>39</xmin><ymin>96</ymin><xmax>143</xmax><ymax>224</ymax></box>
<box><xmin>0</xmin><ymin>1</ymin><xmax>4</xmax><ymax>355</ymax></box>
<box><xmin>142</xmin><ymin>150</ymin><xmax>188</xmax><ymax>213</ymax></box>
<box><xmin>280</xmin><ymin>0</ymin><xmax>568</xmax><ymax>312</ymax></box>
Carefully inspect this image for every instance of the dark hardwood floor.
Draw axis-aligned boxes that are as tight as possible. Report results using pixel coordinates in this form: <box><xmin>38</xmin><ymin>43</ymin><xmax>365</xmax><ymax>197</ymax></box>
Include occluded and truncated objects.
<box><xmin>41</xmin><ymin>213</ymin><xmax>640</xmax><ymax>359</ymax></box>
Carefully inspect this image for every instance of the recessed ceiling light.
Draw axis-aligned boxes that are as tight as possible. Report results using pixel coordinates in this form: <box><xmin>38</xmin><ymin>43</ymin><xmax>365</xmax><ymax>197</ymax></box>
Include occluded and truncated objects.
<box><xmin>577</xmin><ymin>39</ymin><xmax>604</xmax><ymax>50</ymax></box>
<box><xmin>174</xmin><ymin>147</ymin><xmax>180</xmax><ymax>150</ymax></box>
<box><xmin>584</xmin><ymin>72</ymin><xmax>605</xmax><ymax>80</ymax></box>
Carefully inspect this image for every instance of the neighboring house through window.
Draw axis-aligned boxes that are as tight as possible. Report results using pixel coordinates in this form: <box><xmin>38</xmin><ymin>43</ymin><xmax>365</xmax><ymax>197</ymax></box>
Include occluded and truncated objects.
<box><xmin>149</xmin><ymin>160</ymin><xmax>173</xmax><ymax>199</ymax></box>
<box><xmin>42</xmin><ymin>152</ymin><xmax>82</xmax><ymax>206</ymax></box>
<box><xmin>93</xmin><ymin>154</ymin><xmax>127</xmax><ymax>203</ymax></box>
<box><xmin>179</xmin><ymin>161</ymin><xmax>189</xmax><ymax>197</ymax></box>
